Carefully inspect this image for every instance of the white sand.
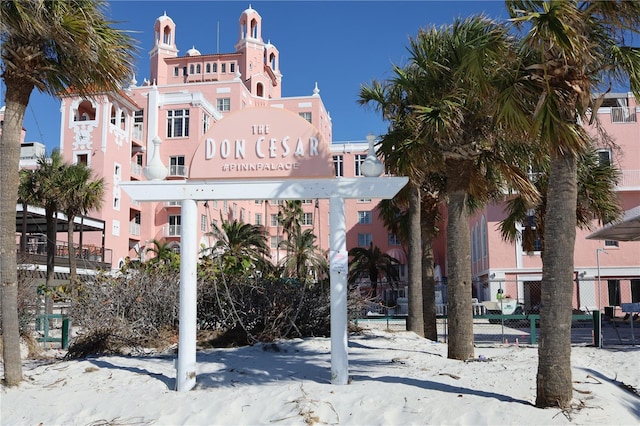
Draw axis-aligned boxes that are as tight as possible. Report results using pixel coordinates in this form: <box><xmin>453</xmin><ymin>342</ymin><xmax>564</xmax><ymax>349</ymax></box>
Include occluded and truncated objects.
<box><xmin>2</xmin><ymin>329</ymin><xmax>638</xmax><ymax>425</ymax></box>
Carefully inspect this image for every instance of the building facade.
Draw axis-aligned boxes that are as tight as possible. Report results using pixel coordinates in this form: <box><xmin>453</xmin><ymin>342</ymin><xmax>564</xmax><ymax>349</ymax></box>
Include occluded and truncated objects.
<box><xmin>52</xmin><ymin>6</ymin><xmax>408</xmax><ymax>291</ymax></box>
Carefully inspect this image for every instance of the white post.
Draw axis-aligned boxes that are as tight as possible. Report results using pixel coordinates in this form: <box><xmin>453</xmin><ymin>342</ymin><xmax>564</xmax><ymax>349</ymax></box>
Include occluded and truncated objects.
<box><xmin>176</xmin><ymin>199</ymin><xmax>198</xmax><ymax>391</ymax></box>
<box><xmin>329</xmin><ymin>196</ymin><xmax>348</xmax><ymax>385</ymax></box>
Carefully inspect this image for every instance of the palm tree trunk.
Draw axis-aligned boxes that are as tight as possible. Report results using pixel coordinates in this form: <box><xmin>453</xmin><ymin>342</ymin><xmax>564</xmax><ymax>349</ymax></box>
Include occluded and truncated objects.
<box><xmin>446</xmin><ymin>190</ymin><xmax>474</xmax><ymax>360</ymax></box>
<box><xmin>536</xmin><ymin>152</ymin><xmax>577</xmax><ymax>408</ymax></box>
<box><xmin>0</xmin><ymin>84</ymin><xmax>31</xmax><ymax>386</ymax></box>
<box><xmin>45</xmin><ymin>210</ymin><xmax>57</xmax><ymax>319</ymax></box>
<box><xmin>67</xmin><ymin>215</ymin><xmax>78</xmax><ymax>297</ymax></box>
<box><xmin>406</xmin><ymin>183</ymin><xmax>424</xmax><ymax>336</ymax></box>
<box><xmin>421</xmin><ymin>234</ymin><xmax>438</xmax><ymax>341</ymax></box>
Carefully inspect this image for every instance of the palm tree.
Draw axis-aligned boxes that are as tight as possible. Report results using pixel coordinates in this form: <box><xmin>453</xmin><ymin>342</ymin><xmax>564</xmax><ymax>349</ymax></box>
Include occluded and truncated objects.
<box><xmin>378</xmin><ymin>178</ymin><xmax>443</xmax><ymax>341</ymax></box>
<box><xmin>503</xmin><ymin>1</ymin><xmax>640</xmax><ymax>408</ymax></box>
<box><xmin>348</xmin><ymin>243</ymin><xmax>400</xmax><ymax>300</ymax></box>
<box><xmin>59</xmin><ymin>162</ymin><xmax>105</xmax><ymax>292</ymax></box>
<box><xmin>362</xmin><ymin>16</ymin><xmax>536</xmax><ymax>358</ymax></box>
<box><xmin>499</xmin><ymin>146</ymin><xmax>622</xmax><ymax>253</ymax></box>
<box><xmin>0</xmin><ymin>0</ymin><xmax>135</xmax><ymax>385</ymax></box>
<box><xmin>31</xmin><ymin>150</ymin><xmax>69</xmax><ymax>322</ymax></box>
<box><xmin>278</xmin><ymin>228</ymin><xmax>328</xmax><ymax>283</ymax></box>
<box><xmin>208</xmin><ymin>218</ymin><xmax>271</xmax><ymax>276</ymax></box>
<box><xmin>17</xmin><ymin>169</ymin><xmax>37</xmax><ymax>254</ymax></box>
<box><xmin>145</xmin><ymin>239</ymin><xmax>179</xmax><ymax>270</ymax></box>
<box><xmin>278</xmin><ymin>200</ymin><xmax>303</xmax><ymax>240</ymax></box>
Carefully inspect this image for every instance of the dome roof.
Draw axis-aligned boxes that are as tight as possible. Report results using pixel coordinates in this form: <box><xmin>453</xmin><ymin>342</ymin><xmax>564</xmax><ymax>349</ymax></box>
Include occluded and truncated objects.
<box><xmin>156</xmin><ymin>11</ymin><xmax>174</xmax><ymax>24</ymax></box>
<box><xmin>186</xmin><ymin>46</ymin><xmax>201</xmax><ymax>56</ymax></box>
<box><xmin>241</xmin><ymin>4</ymin><xmax>261</xmax><ymax>18</ymax></box>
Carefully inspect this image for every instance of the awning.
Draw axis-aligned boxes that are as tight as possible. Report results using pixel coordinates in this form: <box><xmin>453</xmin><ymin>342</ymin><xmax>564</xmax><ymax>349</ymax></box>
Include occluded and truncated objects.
<box><xmin>587</xmin><ymin>205</ymin><xmax>640</xmax><ymax>242</ymax></box>
<box><xmin>387</xmin><ymin>248</ymin><xmax>407</xmax><ymax>264</ymax></box>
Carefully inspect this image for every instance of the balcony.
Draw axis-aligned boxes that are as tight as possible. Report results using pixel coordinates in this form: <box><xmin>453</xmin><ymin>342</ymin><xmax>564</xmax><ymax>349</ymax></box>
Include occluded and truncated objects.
<box><xmin>17</xmin><ymin>240</ymin><xmax>112</xmax><ymax>270</ymax></box>
<box><xmin>164</xmin><ymin>224</ymin><xmax>181</xmax><ymax>237</ymax></box>
<box><xmin>129</xmin><ymin>222</ymin><xmax>141</xmax><ymax>236</ymax></box>
<box><xmin>610</xmin><ymin>107</ymin><xmax>637</xmax><ymax>123</ymax></box>
<box><xmin>130</xmin><ymin>161</ymin><xmax>143</xmax><ymax>177</ymax></box>
<box><xmin>618</xmin><ymin>169</ymin><xmax>640</xmax><ymax>190</ymax></box>
<box><xmin>168</xmin><ymin>165</ymin><xmax>189</xmax><ymax>178</ymax></box>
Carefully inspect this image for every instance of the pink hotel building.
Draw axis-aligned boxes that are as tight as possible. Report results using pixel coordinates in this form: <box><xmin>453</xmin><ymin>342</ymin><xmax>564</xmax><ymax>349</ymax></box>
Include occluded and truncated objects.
<box><xmin>12</xmin><ymin>7</ymin><xmax>640</xmax><ymax>313</ymax></box>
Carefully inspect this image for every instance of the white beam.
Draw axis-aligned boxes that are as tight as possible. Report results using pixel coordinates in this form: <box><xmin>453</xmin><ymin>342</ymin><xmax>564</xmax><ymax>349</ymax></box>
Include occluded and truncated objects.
<box><xmin>120</xmin><ymin>177</ymin><xmax>408</xmax><ymax>202</ymax></box>
<box><xmin>176</xmin><ymin>199</ymin><xmax>198</xmax><ymax>391</ymax></box>
<box><xmin>329</xmin><ymin>196</ymin><xmax>348</xmax><ymax>385</ymax></box>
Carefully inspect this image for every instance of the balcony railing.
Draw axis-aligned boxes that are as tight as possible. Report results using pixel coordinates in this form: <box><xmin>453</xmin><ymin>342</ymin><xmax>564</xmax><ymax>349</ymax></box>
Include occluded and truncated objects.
<box><xmin>17</xmin><ymin>240</ymin><xmax>112</xmax><ymax>268</ymax></box>
<box><xmin>610</xmin><ymin>107</ymin><xmax>637</xmax><ymax>123</ymax></box>
<box><xmin>164</xmin><ymin>224</ymin><xmax>181</xmax><ymax>237</ymax></box>
<box><xmin>130</xmin><ymin>161</ymin><xmax>143</xmax><ymax>176</ymax></box>
<box><xmin>168</xmin><ymin>165</ymin><xmax>188</xmax><ymax>177</ymax></box>
<box><xmin>132</xmin><ymin>124</ymin><xmax>143</xmax><ymax>141</ymax></box>
<box><xmin>129</xmin><ymin>222</ymin><xmax>141</xmax><ymax>236</ymax></box>
<box><xmin>618</xmin><ymin>169</ymin><xmax>640</xmax><ymax>189</ymax></box>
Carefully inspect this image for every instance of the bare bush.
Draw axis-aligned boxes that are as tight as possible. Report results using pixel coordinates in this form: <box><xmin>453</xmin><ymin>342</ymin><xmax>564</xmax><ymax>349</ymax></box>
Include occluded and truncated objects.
<box><xmin>67</xmin><ymin>268</ymin><xmax>180</xmax><ymax>357</ymax></box>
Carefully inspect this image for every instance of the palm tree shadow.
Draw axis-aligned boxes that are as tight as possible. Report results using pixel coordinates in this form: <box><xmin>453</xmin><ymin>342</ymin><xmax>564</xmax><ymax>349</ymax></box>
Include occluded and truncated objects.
<box><xmin>350</xmin><ymin>373</ymin><xmax>533</xmax><ymax>406</ymax></box>
<box><xmin>89</xmin><ymin>357</ymin><xmax>175</xmax><ymax>390</ymax></box>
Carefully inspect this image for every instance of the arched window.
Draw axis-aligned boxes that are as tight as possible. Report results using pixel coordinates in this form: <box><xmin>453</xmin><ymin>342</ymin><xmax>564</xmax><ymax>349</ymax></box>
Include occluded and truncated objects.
<box><xmin>110</xmin><ymin>105</ymin><xmax>117</xmax><ymax>125</ymax></box>
<box><xmin>74</xmin><ymin>100</ymin><xmax>96</xmax><ymax>121</ymax></box>
<box><xmin>250</xmin><ymin>19</ymin><xmax>258</xmax><ymax>38</ymax></box>
<box><xmin>189</xmin><ymin>64</ymin><xmax>194</xmax><ymax>75</ymax></box>
<box><xmin>212</xmin><ymin>63</ymin><xmax>217</xmax><ymax>73</ymax></box>
<box><xmin>205</xmin><ymin>63</ymin><xmax>211</xmax><ymax>73</ymax></box>
<box><xmin>196</xmin><ymin>64</ymin><xmax>201</xmax><ymax>74</ymax></box>
<box><xmin>163</xmin><ymin>26</ymin><xmax>171</xmax><ymax>44</ymax></box>
<box><xmin>256</xmin><ymin>83</ymin><xmax>264</xmax><ymax>97</ymax></box>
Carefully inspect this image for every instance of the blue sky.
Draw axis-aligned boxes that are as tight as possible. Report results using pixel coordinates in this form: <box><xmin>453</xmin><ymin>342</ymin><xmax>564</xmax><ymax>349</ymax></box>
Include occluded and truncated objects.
<box><xmin>7</xmin><ymin>0</ymin><xmax>510</xmax><ymax>152</ymax></box>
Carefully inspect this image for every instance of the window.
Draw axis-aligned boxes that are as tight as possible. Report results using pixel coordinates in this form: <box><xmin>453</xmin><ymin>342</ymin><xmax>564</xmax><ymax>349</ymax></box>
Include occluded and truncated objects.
<box><xmin>388</xmin><ymin>233</ymin><xmax>401</xmax><ymax>246</ymax></box>
<box><xmin>217</xmin><ymin>98</ymin><xmax>230</xmax><ymax>112</ymax></box>
<box><xmin>201</xmin><ymin>214</ymin><xmax>207</xmax><ymax>232</ymax></box>
<box><xmin>203</xmin><ymin>113</ymin><xmax>210</xmax><ymax>134</ymax></box>
<box><xmin>205</xmin><ymin>63</ymin><xmax>211</xmax><ymax>73</ymax></box>
<box><xmin>302</xmin><ymin>212</ymin><xmax>313</xmax><ymax>226</ymax></box>
<box><xmin>133</xmin><ymin>110</ymin><xmax>144</xmax><ymax>140</ymax></box>
<box><xmin>302</xmin><ymin>199</ymin><xmax>313</xmax><ymax>204</ymax></box>
<box><xmin>232</xmin><ymin>203</ymin><xmax>238</xmax><ymax>219</ymax></box>
<box><xmin>523</xmin><ymin>211</ymin><xmax>542</xmax><ymax>253</ymax></box>
<box><xmin>230</xmin><ymin>63</ymin><xmax>235</xmax><ymax>73</ymax></box>
<box><xmin>597</xmin><ymin>149</ymin><xmax>612</xmax><ymax>166</ymax></box>
<box><xmin>212</xmin><ymin>200</ymin><xmax>218</xmax><ymax>209</ymax></box>
<box><xmin>221</xmin><ymin>63</ymin><xmax>226</xmax><ymax>73</ymax></box>
<box><xmin>168</xmin><ymin>215</ymin><xmax>181</xmax><ymax>236</ymax></box>
<box><xmin>605</xmin><ymin>240</ymin><xmax>619</xmax><ymax>247</ymax></box>
<box><xmin>136</xmin><ymin>155</ymin><xmax>143</xmax><ymax>166</ymax></box>
<box><xmin>271</xmin><ymin>199</ymin><xmax>284</xmax><ymax>205</ymax></box>
<box><xmin>189</xmin><ymin>64</ymin><xmax>194</xmax><ymax>75</ymax></box>
<box><xmin>358</xmin><ymin>211</ymin><xmax>372</xmax><ymax>224</ymax></box>
<box><xmin>240</xmin><ymin>207</ymin><xmax>245</xmax><ymax>222</ymax></box>
<box><xmin>255</xmin><ymin>213</ymin><xmax>263</xmax><ymax>226</ymax></box>
<box><xmin>357</xmin><ymin>198</ymin><xmax>371</xmax><ymax>203</ymax></box>
<box><xmin>354</xmin><ymin>154</ymin><xmax>367</xmax><ymax>177</ymax></box>
<box><xmin>608</xmin><ymin>280</ymin><xmax>621</xmax><ymax>306</ymax></box>
<box><xmin>270</xmin><ymin>235</ymin><xmax>283</xmax><ymax>249</ymax></box>
<box><xmin>223</xmin><ymin>200</ymin><xmax>228</xmax><ymax>211</ymax></box>
<box><xmin>632</xmin><ymin>279</ymin><xmax>640</xmax><ymax>303</ymax></box>
<box><xmin>167</xmin><ymin>109</ymin><xmax>190</xmax><ymax>138</ymax></box>
<box><xmin>299</xmin><ymin>112</ymin><xmax>312</xmax><ymax>123</ymax></box>
<box><xmin>358</xmin><ymin>233</ymin><xmax>372</xmax><ymax>247</ymax></box>
<box><xmin>270</xmin><ymin>214</ymin><xmax>279</xmax><ymax>227</ymax></box>
<box><xmin>174</xmin><ymin>67</ymin><xmax>179</xmax><ymax>77</ymax></box>
<box><xmin>76</xmin><ymin>153</ymin><xmax>88</xmax><ymax>166</ymax></box>
<box><xmin>255</xmin><ymin>200</ymin><xmax>263</xmax><ymax>204</ymax></box>
<box><xmin>333</xmin><ymin>155</ymin><xmax>344</xmax><ymax>177</ymax></box>
<box><xmin>183</xmin><ymin>66</ymin><xmax>187</xmax><ymax>76</ymax></box>
<box><xmin>169</xmin><ymin>156</ymin><xmax>186</xmax><ymax>176</ymax></box>
<box><xmin>212</xmin><ymin>63</ymin><xmax>218</xmax><ymax>73</ymax></box>
<box><xmin>196</xmin><ymin>64</ymin><xmax>201</xmax><ymax>74</ymax></box>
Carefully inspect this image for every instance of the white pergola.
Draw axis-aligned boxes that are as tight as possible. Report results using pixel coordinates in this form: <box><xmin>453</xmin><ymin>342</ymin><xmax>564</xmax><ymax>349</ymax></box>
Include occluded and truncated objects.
<box><xmin>120</xmin><ymin>176</ymin><xmax>407</xmax><ymax>391</ymax></box>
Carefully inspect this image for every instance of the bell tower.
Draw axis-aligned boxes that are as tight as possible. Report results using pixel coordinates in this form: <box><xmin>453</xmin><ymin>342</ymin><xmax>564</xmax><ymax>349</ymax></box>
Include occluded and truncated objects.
<box><xmin>150</xmin><ymin>12</ymin><xmax>178</xmax><ymax>85</ymax></box>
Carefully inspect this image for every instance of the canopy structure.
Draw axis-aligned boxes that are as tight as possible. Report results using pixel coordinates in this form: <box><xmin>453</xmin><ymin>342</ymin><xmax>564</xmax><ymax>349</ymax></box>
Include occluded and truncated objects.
<box><xmin>587</xmin><ymin>205</ymin><xmax>640</xmax><ymax>242</ymax></box>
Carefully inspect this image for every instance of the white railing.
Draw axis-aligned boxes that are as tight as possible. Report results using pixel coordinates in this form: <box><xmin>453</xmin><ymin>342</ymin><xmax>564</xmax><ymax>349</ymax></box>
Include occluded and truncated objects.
<box><xmin>164</xmin><ymin>201</ymin><xmax>182</xmax><ymax>208</ymax></box>
<box><xmin>130</xmin><ymin>162</ymin><xmax>143</xmax><ymax>176</ymax></box>
<box><xmin>129</xmin><ymin>222</ymin><xmax>141</xmax><ymax>236</ymax></box>
<box><xmin>164</xmin><ymin>224</ymin><xmax>181</xmax><ymax>237</ymax></box>
<box><xmin>610</xmin><ymin>107</ymin><xmax>637</xmax><ymax>123</ymax></box>
<box><xmin>132</xmin><ymin>124</ymin><xmax>143</xmax><ymax>141</ymax></box>
<box><xmin>618</xmin><ymin>169</ymin><xmax>640</xmax><ymax>189</ymax></box>
<box><xmin>169</xmin><ymin>165</ymin><xmax>189</xmax><ymax>177</ymax></box>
